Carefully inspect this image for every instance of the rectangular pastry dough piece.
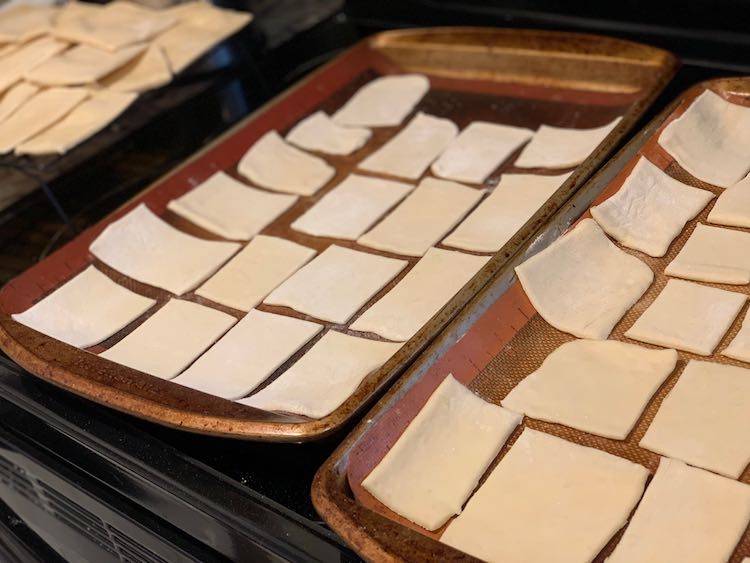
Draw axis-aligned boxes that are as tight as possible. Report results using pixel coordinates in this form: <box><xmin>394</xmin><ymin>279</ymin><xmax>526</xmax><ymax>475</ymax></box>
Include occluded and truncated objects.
<box><xmin>442</xmin><ymin>172</ymin><xmax>571</xmax><ymax>253</ymax></box>
<box><xmin>659</xmin><ymin>90</ymin><xmax>750</xmax><ymax>188</ymax></box>
<box><xmin>362</xmin><ymin>374</ymin><xmax>521</xmax><ymax>531</ymax></box>
<box><xmin>100</xmin><ymin>299</ymin><xmax>235</xmax><ymax>380</ymax></box>
<box><xmin>513</xmin><ymin>117</ymin><xmax>621</xmax><ymax>169</ymax></box>
<box><xmin>291</xmin><ymin>174</ymin><xmax>413</xmax><ymax>240</ymax></box>
<box><xmin>286</xmin><ymin>111</ymin><xmax>371</xmax><ymax>155</ymax></box>
<box><xmin>196</xmin><ymin>235</ymin><xmax>315</xmax><ymax>312</ymax></box>
<box><xmin>0</xmin><ymin>82</ymin><xmax>39</xmax><ymax>124</ymax></box>
<box><xmin>167</xmin><ymin>172</ymin><xmax>297</xmax><ymax>240</ymax></box>
<box><xmin>0</xmin><ymin>36</ymin><xmax>67</xmax><ymax>94</ymax></box>
<box><xmin>665</xmin><ymin>223</ymin><xmax>750</xmax><ymax>284</ymax></box>
<box><xmin>350</xmin><ymin>248</ymin><xmax>489</xmax><ymax>341</ymax></box>
<box><xmin>502</xmin><ymin>340</ymin><xmax>677</xmax><ymax>440</ymax></box>
<box><xmin>708</xmin><ymin>172</ymin><xmax>750</xmax><ymax>228</ymax></box>
<box><xmin>723</xmin><ymin>308</ymin><xmax>750</xmax><ymax>363</ymax></box>
<box><xmin>516</xmin><ymin>218</ymin><xmax>653</xmax><ymax>340</ymax></box>
<box><xmin>440</xmin><ymin>428</ymin><xmax>648</xmax><ymax>563</ymax></box>
<box><xmin>12</xmin><ymin>266</ymin><xmax>155</xmax><ymax>349</ymax></box>
<box><xmin>357</xmin><ymin>177</ymin><xmax>484</xmax><ymax>257</ymax></box>
<box><xmin>625</xmin><ymin>279</ymin><xmax>746</xmax><ymax>356</ymax></box>
<box><xmin>0</xmin><ymin>5</ymin><xmax>56</xmax><ymax>42</ymax></box>
<box><xmin>591</xmin><ymin>158</ymin><xmax>714</xmax><ymax>257</ymax></box>
<box><xmin>358</xmin><ymin>112</ymin><xmax>458</xmax><ymax>180</ymax></box>
<box><xmin>0</xmin><ymin>87</ymin><xmax>89</xmax><ymax>153</ymax></box>
<box><xmin>332</xmin><ymin>74</ymin><xmax>429</xmax><ymax>128</ymax></box>
<box><xmin>263</xmin><ymin>245</ymin><xmax>407</xmax><ymax>324</ymax></box>
<box><xmin>609</xmin><ymin>457</ymin><xmax>750</xmax><ymax>563</ymax></box>
<box><xmin>16</xmin><ymin>90</ymin><xmax>137</xmax><ymax>156</ymax></box>
<box><xmin>237</xmin><ymin>131</ymin><xmax>335</xmax><ymax>196</ymax></box>
<box><xmin>89</xmin><ymin>204</ymin><xmax>240</xmax><ymax>295</ymax></box>
<box><xmin>101</xmin><ymin>44</ymin><xmax>172</xmax><ymax>94</ymax></box>
<box><xmin>431</xmin><ymin>121</ymin><xmax>534</xmax><ymax>184</ymax></box>
<box><xmin>172</xmin><ymin>309</ymin><xmax>322</xmax><ymax>399</ymax></box>
<box><xmin>640</xmin><ymin>360</ymin><xmax>750</xmax><ymax>478</ymax></box>
<box><xmin>238</xmin><ymin>331</ymin><xmax>401</xmax><ymax>419</ymax></box>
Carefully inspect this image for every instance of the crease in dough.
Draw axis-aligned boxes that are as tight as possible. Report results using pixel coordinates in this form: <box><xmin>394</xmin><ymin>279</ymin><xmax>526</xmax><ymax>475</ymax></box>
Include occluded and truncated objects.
<box><xmin>362</xmin><ymin>374</ymin><xmax>521</xmax><ymax>531</ymax></box>
<box><xmin>238</xmin><ymin>330</ymin><xmax>401</xmax><ymax>419</ymax></box>
<box><xmin>591</xmin><ymin>158</ymin><xmax>714</xmax><ymax>257</ymax></box>
<box><xmin>0</xmin><ymin>82</ymin><xmax>39</xmax><ymax>124</ymax></box>
<box><xmin>659</xmin><ymin>90</ymin><xmax>750</xmax><ymax>188</ymax></box>
<box><xmin>237</xmin><ymin>130</ymin><xmax>335</xmax><ymax>196</ymax></box>
<box><xmin>286</xmin><ymin>110</ymin><xmax>371</xmax><ymax>155</ymax></box>
<box><xmin>624</xmin><ymin>279</ymin><xmax>746</xmax><ymax>356</ymax></box>
<box><xmin>101</xmin><ymin>44</ymin><xmax>172</xmax><ymax>93</ymax></box>
<box><xmin>722</xmin><ymin>307</ymin><xmax>750</xmax><ymax>363</ymax></box>
<box><xmin>708</xmin><ymin>171</ymin><xmax>750</xmax><ymax>228</ymax></box>
<box><xmin>12</xmin><ymin>265</ymin><xmax>155</xmax><ymax>349</ymax></box>
<box><xmin>332</xmin><ymin>74</ymin><xmax>429</xmax><ymax>127</ymax></box>
<box><xmin>515</xmin><ymin>218</ymin><xmax>653</xmax><ymax>340</ymax></box>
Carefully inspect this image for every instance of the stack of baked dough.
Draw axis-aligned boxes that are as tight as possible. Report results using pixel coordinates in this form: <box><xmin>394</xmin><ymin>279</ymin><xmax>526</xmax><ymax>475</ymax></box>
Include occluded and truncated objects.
<box><xmin>0</xmin><ymin>1</ymin><xmax>251</xmax><ymax>155</ymax></box>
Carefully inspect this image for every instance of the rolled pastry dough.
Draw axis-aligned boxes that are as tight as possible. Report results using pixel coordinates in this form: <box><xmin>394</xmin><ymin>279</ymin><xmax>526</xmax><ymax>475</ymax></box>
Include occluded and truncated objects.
<box><xmin>358</xmin><ymin>112</ymin><xmax>458</xmax><ymax>180</ymax></box>
<box><xmin>100</xmin><ymin>299</ymin><xmax>235</xmax><ymax>380</ymax></box>
<box><xmin>708</xmin><ymin>171</ymin><xmax>750</xmax><ymax>228</ymax></box>
<box><xmin>239</xmin><ymin>330</ymin><xmax>401</xmax><ymax>419</ymax></box>
<box><xmin>291</xmin><ymin>174</ymin><xmax>413</xmax><ymax>240</ymax></box>
<box><xmin>625</xmin><ymin>279</ymin><xmax>746</xmax><ymax>356</ymax></box>
<box><xmin>0</xmin><ymin>87</ymin><xmax>89</xmax><ymax>154</ymax></box>
<box><xmin>350</xmin><ymin>248</ymin><xmax>489</xmax><ymax>341</ymax></box>
<box><xmin>101</xmin><ymin>44</ymin><xmax>172</xmax><ymax>93</ymax></box>
<box><xmin>12</xmin><ymin>266</ymin><xmax>155</xmax><ymax>349</ymax></box>
<box><xmin>172</xmin><ymin>309</ymin><xmax>322</xmax><ymax>399</ymax></box>
<box><xmin>0</xmin><ymin>36</ymin><xmax>68</xmax><ymax>94</ymax></box>
<box><xmin>0</xmin><ymin>82</ymin><xmax>39</xmax><ymax>124</ymax></box>
<box><xmin>515</xmin><ymin>218</ymin><xmax>653</xmax><ymax>340</ymax></box>
<box><xmin>16</xmin><ymin>90</ymin><xmax>137</xmax><ymax>156</ymax></box>
<box><xmin>362</xmin><ymin>374</ymin><xmax>521</xmax><ymax>531</ymax></box>
<box><xmin>167</xmin><ymin>172</ymin><xmax>297</xmax><ymax>240</ymax></box>
<box><xmin>640</xmin><ymin>360</ymin><xmax>750</xmax><ymax>478</ymax></box>
<box><xmin>0</xmin><ymin>5</ymin><xmax>56</xmax><ymax>43</ymax></box>
<box><xmin>263</xmin><ymin>245</ymin><xmax>407</xmax><ymax>324</ymax></box>
<box><xmin>196</xmin><ymin>235</ymin><xmax>315</xmax><ymax>312</ymax></box>
<box><xmin>286</xmin><ymin>111</ymin><xmax>371</xmax><ymax>155</ymax></box>
<box><xmin>513</xmin><ymin>117</ymin><xmax>621</xmax><ymax>169</ymax></box>
<box><xmin>357</xmin><ymin>177</ymin><xmax>484</xmax><ymax>257</ymax></box>
<box><xmin>659</xmin><ymin>90</ymin><xmax>750</xmax><ymax>188</ymax></box>
<box><xmin>722</xmin><ymin>308</ymin><xmax>750</xmax><ymax>363</ymax></box>
<box><xmin>89</xmin><ymin>204</ymin><xmax>240</xmax><ymax>295</ymax></box>
<box><xmin>440</xmin><ymin>428</ymin><xmax>648</xmax><ymax>563</ymax></box>
<box><xmin>591</xmin><ymin>158</ymin><xmax>714</xmax><ymax>257</ymax></box>
<box><xmin>431</xmin><ymin>121</ymin><xmax>534</xmax><ymax>184</ymax></box>
<box><xmin>333</xmin><ymin>74</ymin><xmax>429</xmax><ymax>128</ymax></box>
<box><xmin>665</xmin><ymin>223</ymin><xmax>750</xmax><ymax>284</ymax></box>
<box><xmin>502</xmin><ymin>340</ymin><xmax>677</xmax><ymax>440</ymax></box>
<box><xmin>237</xmin><ymin>131</ymin><xmax>335</xmax><ymax>196</ymax></box>
<box><xmin>608</xmin><ymin>457</ymin><xmax>750</xmax><ymax>563</ymax></box>
<box><xmin>442</xmin><ymin>172</ymin><xmax>571</xmax><ymax>253</ymax></box>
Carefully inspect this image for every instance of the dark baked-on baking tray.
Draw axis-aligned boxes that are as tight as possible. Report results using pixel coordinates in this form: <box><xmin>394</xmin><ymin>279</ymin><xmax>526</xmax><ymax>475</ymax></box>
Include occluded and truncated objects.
<box><xmin>312</xmin><ymin>77</ymin><xmax>750</xmax><ymax>561</ymax></box>
<box><xmin>0</xmin><ymin>28</ymin><xmax>675</xmax><ymax>441</ymax></box>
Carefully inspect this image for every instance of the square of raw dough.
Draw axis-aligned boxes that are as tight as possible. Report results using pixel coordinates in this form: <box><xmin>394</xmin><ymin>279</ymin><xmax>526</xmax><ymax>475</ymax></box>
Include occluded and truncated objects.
<box><xmin>430</xmin><ymin>121</ymin><xmax>534</xmax><ymax>184</ymax></box>
<box><xmin>12</xmin><ymin>266</ymin><xmax>155</xmax><ymax>348</ymax></box>
<box><xmin>238</xmin><ymin>330</ymin><xmax>401</xmax><ymax>418</ymax></box>
<box><xmin>513</xmin><ymin>117</ymin><xmax>621</xmax><ymax>169</ymax></box>
<box><xmin>0</xmin><ymin>82</ymin><xmax>39</xmax><ymax>124</ymax></box>
<box><xmin>640</xmin><ymin>360</ymin><xmax>750</xmax><ymax>478</ymax></box>
<box><xmin>196</xmin><ymin>235</ymin><xmax>315</xmax><ymax>312</ymax></box>
<box><xmin>591</xmin><ymin>158</ymin><xmax>714</xmax><ymax>257</ymax></box>
<box><xmin>236</xmin><ymin>130</ymin><xmax>335</xmax><ymax>196</ymax></box>
<box><xmin>0</xmin><ymin>36</ymin><xmax>67</xmax><ymax>94</ymax></box>
<box><xmin>350</xmin><ymin>248</ymin><xmax>489</xmax><ymax>341</ymax></box>
<box><xmin>362</xmin><ymin>374</ymin><xmax>521</xmax><ymax>531</ymax></box>
<box><xmin>502</xmin><ymin>340</ymin><xmax>677</xmax><ymax>440</ymax></box>
<box><xmin>286</xmin><ymin>111</ymin><xmax>371</xmax><ymax>155</ymax></box>
<box><xmin>666</xmin><ymin>223</ymin><xmax>750</xmax><ymax>284</ymax></box>
<box><xmin>440</xmin><ymin>428</ymin><xmax>648</xmax><ymax>563</ymax></box>
<box><xmin>0</xmin><ymin>5</ymin><xmax>56</xmax><ymax>43</ymax></box>
<box><xmin>442</xmin><ymin>172</ymin><xmax>571</xmax><ymax>253</ymax></box>
<box><xmin>708</xmin><ymin>172</ymin><xmax>750</xmax><ymax>228</ymax></box>
<box><xmin>263</xmin><ymin>245</ymin><xmax>407</xmax><ymax>323</ymax></box>
<box><xmin>358</xmin><ymin>112</ymin><xmax>458</xmax><ymax>180</ymax></box>
<box><xmin>515</xmin><ymin>218</ymin><xmax>653</xmax><ymax>340</ymax></box>
<box><xmin>89</xmin><ymin>204</ymin><xmax>240</xmax><ymax>295</ymax></box>
<box><xmin>291</xmin><ymin>174</ymin><xmax>413</xmax><ymax>240</ymax></box>
<box><xmin>332</xmin><ymin>74</ymin><xmax>429</xmax><ymax>127</ymax></box>
<box><xmin>624</xmin><ymin>279</ymin><xmax>746</xmax><ymax>356</ymax></box>
<box><xmin>167</xmin><ymin>172</ymin><xmax>297</xmax><ymax>240</ymax></box>
<box><xmin>357</xmin><ymin>177</ymin><xmax>484</xmax><ymax>257</ymax></box>
<box><xmin>172</xmin><ymin>309</ymin><xmax>322</xmax><ymax>399</ymax></box>
<box><xmin>723</xmin><ymin>308</ymin><xmax>750</xmax><ymax>363</ymax></box>
<box><xmin>99</xmin><ymin>299</ymin><xmax>236</xmax><ymax>380</ymax></box>
<box><xmin>609</xmin><ymin>457</ymin><xmax>750</xmax><ymax>563</ymax></box>
<box><xmin>659</xmin><ymin>90</ymin><xmax>750</xmax><ymax>188</ymax></box>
